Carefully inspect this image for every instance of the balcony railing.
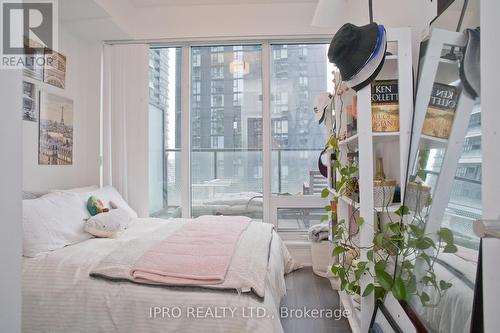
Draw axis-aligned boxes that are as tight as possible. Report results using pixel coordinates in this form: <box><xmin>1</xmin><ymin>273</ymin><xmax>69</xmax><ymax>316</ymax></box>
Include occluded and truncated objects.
<box><xmin>163</xmin><ymin>147</ymin><xmax>323</xmax><ymax>194</ymax></box>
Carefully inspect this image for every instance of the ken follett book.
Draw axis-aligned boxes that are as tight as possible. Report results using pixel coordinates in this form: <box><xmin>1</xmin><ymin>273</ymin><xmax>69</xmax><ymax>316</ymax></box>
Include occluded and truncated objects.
<box><xmin>422</xmin><ymin>83</ymin><xmax>460</xmax><ymax>139</ymax></box>
<box><xmin>371</xmin><ymin>80</ymin><xmax>399</xmax><ymax>132</ymax></box>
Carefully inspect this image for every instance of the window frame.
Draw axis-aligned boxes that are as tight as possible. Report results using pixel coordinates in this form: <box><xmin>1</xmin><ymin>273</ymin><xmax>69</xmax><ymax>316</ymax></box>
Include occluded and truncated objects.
<box><xmin>147</xmin><ymin>38</ymin><xmax>331</xmax><ymax>233</ymax></box>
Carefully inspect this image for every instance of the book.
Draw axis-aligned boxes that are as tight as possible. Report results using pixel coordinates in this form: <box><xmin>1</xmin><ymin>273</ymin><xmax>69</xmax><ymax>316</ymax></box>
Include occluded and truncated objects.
<box><xmin>422</xmin><ymin>83</ymin><xmax>460</xmax><ymax>139</ymax></box>
<box><xmin>371</xmin><ymin>80</ymin><xmax>399</xmax><ymax>132</ymax></box>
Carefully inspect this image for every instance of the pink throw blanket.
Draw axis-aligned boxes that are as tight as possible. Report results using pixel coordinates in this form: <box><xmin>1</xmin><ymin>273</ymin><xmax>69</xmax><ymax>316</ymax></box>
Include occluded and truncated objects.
<box><xmin>130</xmin><ymin>215</ymin><xmax>251</xmax><ymax>285</ymax></box>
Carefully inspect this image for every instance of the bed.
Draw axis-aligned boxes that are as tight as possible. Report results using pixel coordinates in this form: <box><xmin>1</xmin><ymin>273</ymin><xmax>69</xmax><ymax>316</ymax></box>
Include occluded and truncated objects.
<box><xmin>413</xmin><ymin>251</ymin><xmax>477</xmax><ymax>333</ymax></box>
<box><xmin>22</xmin><ymin>188</ymin><xmax>297</xmax><ymax>333</ymax></box>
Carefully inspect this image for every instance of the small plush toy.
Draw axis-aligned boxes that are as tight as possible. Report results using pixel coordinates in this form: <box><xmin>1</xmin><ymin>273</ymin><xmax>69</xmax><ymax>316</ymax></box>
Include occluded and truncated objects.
<box><xmin>87</xmin><ymin>195</ymin><xmax>110</xmax><ymax>216</ymax></box>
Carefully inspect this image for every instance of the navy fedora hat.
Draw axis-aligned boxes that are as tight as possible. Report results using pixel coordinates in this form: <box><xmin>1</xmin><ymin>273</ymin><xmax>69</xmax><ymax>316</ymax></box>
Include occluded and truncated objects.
<box><xmin>328</xmin><ymin>22</ymin><xmax>379</xmax><ymax>81</ymax></box>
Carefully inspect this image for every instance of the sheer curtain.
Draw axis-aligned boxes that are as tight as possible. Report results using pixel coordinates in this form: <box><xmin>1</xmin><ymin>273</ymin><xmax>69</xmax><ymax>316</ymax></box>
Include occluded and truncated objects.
<box><xmin>102</xmin><ymin>44</ymin><xmax>150</xmax><ymax>217</ymax></box>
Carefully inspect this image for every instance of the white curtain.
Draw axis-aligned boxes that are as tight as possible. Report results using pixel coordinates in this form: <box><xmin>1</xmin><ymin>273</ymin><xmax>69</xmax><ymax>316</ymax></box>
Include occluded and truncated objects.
<box><xmin>102</xmin><ymin>44</ymin><xmax>150</xmax><ymax>217</ymax></box>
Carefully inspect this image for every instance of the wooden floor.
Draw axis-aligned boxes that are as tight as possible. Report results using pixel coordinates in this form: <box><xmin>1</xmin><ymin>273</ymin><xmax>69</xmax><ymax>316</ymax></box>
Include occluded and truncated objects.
<box><xmin>280</xmin><ymin>267</ymin><xmax>352</xmax><ymax>333</ymax></box>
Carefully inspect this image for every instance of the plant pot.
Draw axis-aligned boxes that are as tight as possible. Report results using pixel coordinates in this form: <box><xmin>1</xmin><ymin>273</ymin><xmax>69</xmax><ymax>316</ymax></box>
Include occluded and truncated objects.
<box><xmin>311</xmin><ymin>240</ymin><xmax>331</xmax><ymax>277</ymax></box>
<box><xmin>373</xmin><ymin>180</ymin><xmax>396</xmax><ymax>207</ymax></box>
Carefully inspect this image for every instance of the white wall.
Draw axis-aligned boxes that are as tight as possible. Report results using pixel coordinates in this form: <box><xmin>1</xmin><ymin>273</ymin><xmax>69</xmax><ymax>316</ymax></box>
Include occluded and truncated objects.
<box><xmin>481</xmin><ymin>0</ymin><xmax>500</xmax><ymax>331</ymax></box>
<box><xmin>22</xmin><ymin>29</ymin><xmax>102</xmax><ymax>191</ymax></box>
<box><xmin>0</xmin><ymin>70</ymin><xmax>23</xmax><ymax>333</ymax></box>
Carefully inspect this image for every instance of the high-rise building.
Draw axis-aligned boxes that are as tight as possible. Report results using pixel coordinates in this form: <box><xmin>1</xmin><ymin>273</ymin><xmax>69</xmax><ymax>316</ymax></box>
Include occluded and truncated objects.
<box><xmin>189</xmin><ymin>44</ymin><xmax>328</xmax><ymax>194</ymax></box>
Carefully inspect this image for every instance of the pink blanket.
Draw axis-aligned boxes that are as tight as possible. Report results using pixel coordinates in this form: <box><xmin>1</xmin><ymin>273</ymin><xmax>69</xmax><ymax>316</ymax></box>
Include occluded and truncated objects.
<box><xmin>130</xmin><ymin>215</ymin><xmax>251</xmax><ymax>285</ymax></box>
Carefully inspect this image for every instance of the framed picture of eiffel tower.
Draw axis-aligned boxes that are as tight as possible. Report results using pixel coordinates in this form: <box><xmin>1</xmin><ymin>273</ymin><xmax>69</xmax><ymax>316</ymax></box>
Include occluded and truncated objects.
<box><xmin>38</xmin><ymin>92</ymin><xmax>74</xmax><ymax>165</ymax></box>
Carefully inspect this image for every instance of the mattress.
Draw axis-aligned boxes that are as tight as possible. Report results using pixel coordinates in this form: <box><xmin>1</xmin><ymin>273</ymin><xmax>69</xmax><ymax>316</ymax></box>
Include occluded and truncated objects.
<box><xmin>22</xmin><ymin>218</ymin><xmax>292</xmax><ymax>333</ymax></box>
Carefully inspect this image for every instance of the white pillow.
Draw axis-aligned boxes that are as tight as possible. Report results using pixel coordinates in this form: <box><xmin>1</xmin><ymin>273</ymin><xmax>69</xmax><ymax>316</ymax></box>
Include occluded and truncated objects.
<box><xmin>23</xmin><ymin>192</ymin><xmax>92</xmax><ymax>257</ymax></box>
<box><xmin>84</xmin><ymin>208</ymin><xmax>131</xmax><ymax>238</ymax></box>
<box><xmin>78</xmin><ymin>186</ymin><xmax>138</xmax><ymax>218</ymax></box>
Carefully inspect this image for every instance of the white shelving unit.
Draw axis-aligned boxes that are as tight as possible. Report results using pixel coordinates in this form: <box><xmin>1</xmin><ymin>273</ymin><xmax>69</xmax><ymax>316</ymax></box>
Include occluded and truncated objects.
<box><xmin>327</xmin><ymin>27</ymin><xmax>413</xmax><ymax>333</ymax></box>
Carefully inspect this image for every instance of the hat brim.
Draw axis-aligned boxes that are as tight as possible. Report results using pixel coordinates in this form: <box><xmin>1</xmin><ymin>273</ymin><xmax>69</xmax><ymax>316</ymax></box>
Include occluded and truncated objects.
<box><xmin>346</xmin><ymin>27</ymin><xmax>387</xmax><ymax>90</ymax></box>
<box><xmin>351</xmin><ymin>53</ymin><xmax>386</xmax><ymax>92</ymax></box>
<box><xmin>318</xmin><ymin>151</ymin><xmax>328</xmax><ymax>178</ymax></box>
<box><xmin>460</xmin><ymin>28</ymin><xmax>480</xmax><ymax>99</ymax></box>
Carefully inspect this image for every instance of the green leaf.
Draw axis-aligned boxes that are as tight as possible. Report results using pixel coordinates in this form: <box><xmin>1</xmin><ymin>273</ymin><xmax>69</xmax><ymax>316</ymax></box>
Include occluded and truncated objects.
<box><xmin>389</xmin><ymin>223</ymin><xmax>401</xmax><ymax>234</ymax></box>
<box><xmin>375</xmin><ymin>260</ymin><xmax>386</xmax><ymax>272</ymax></box>
<box><xmin>409</xmin><ymin>224</ymin><xmax>424</xmax><ymax>237</ymax></box>
<box><xmin>321</xmin><ymin>188</ymin><xmax>330</xmax><ymax>198</ymax></box>
<box><xmin>347</xmin><ymin>166</ymin><xmax>358</xmax><ymax>175</ymax></box>
<box><xmin>332</xmin><ymin>246</ymin><xmax>346</xmax><ymax>256</ymax></box>
<box><xmin>391</xmin><ymin>276</ymin><xmax>408</xmax><ymax>301</ymax></box>
<box><xmin>395</xmin><ymin>205</ymin><xmax>410</xmax><ymax>217</ymax></box>
<box><xmin>402</xmin><ymin>260</ymin><xmax>414</xmax><ymax>270</ymax></box>
<box><xmin>422</xmin><ymin>276</ymin><xmax>437</xmax><ymax>288</ymax></box>
<box><xmin>362</xmin><ymin>283</ymin><xmax>375</xmax><ymax>297</ymax></box>
<box><xmin>367</xmin><ymin>249</ymin><xmax>374</xmax><ymax>262</ymax></box>
<box><xmin>374</xmin><ymin>286</ymin><xmax>386</xmax><ymax>300</ymax></box>
<box><xmin>443</xmin><ymin>244</ymin><xmax>458</xmax><ymax>253</ymax></box>
<box><xmin>375</xmin><ymin>268</ymin><xmax>393</xmax><ymax>291</ymax></box>
<box><xmin>324</xmin><ymin>205</ymin><xmax>332</xmax><ymax>211</ymax></box>
<box><xmin>320</xmin><ymin>215</ymin><xmax>328</xmax><ymax>222</ymax></box>
<box><xmin>374</xmin><ymin>233</ymin><xmax>384</xmax><ymax>247</ymax></box>
<box><xmin>438</xmin><ymin>228</ymin><xmax>454</xmax><ymax>243</ymax></box>
<box><xmin>357</xmin><ymin>217</ymin><xmax>365</xmax><ymax>226</ymax></box>
<box><xmin>439</xmin><ymin>280</ymin><xmax>453</xmax><ymax>291</ymax></box>
<box><xmin>419</xmin><ymin>292</ymin><xmax>430</xmax><ymax>306</ymax></box>
<box><xmin>416</xmin><ymin>237</ymin><xmax>435</xmax><ymax>250</ymax></box>
<box><xmin>407</xmin><ymin>275</ymin><xmax>417</xmax><ymax>294</ymax></box>
<box><xmin>331</xmin><ymin>265</ymin><xmax>342</xmax><ymax>276</ymax></box>
<box><xmin>419</xmin><ymin>252</ymin><xmax>432</xmax><ymax>267</ymax></box>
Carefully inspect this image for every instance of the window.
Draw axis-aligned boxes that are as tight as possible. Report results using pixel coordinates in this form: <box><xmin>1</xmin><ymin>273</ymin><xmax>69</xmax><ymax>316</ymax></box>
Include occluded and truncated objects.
<box><xmin>270</xmin><ymin>43</ymin><xmax>333</xmax><ymax>231</ymax></box>
<box><xmin>190</xmin><ymin>45</ymin><xmax>263</xmax><ymax>219</ymax></box>
<box><xmin>271</xmin><ymin>43</ymin><xmax>333</xmax><ymax>194</ymax></box>
<box><xmin>148</xmin><ymin>47</ymin><xmax>182</xmax><ymax>217</ymax></box>
<box><xmin>149</xmin><ymin>41</ymin><xmax>333</xmax><ymax>231</ymax></box>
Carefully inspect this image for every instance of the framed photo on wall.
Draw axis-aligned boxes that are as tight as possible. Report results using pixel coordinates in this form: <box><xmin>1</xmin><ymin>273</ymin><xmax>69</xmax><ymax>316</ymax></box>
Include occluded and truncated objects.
<box><xmin>22</xmin><ymin>81</ymin><xmax>39</xmax><ymax>122</ymax></box>
<box><xmin>23</xmin><ymin>39</ymin><xmax>45</xmax><ymax>81</ymax></box>
<box><xmin>43</xmin><ymin>49</ymin><xmax>67</xmax><ymax>89</ymax></box>
<box><xmin>38</xmin><ymin>92</ymin><xmax>74</xmax><ymax>165</ymax></box>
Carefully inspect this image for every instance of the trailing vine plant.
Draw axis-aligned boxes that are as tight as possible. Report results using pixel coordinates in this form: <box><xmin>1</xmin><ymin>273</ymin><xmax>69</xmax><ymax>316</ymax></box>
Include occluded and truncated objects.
<box><xmin>320</xmin><ymin>135</ymin><xmax>458</xmax><ymax>306</ymax></box>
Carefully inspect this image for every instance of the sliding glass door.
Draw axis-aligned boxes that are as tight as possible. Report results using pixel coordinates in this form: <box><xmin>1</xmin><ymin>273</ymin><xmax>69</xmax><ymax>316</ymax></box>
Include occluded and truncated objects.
<box><xmin>190</xmin><ymin>45</ymin><xmax>263</xmax><ymax>219</ymax></box>
<box><xmin>148</xmin><ymin>41</ymin><xmax>333</xmax><ymax>227</ymax></box>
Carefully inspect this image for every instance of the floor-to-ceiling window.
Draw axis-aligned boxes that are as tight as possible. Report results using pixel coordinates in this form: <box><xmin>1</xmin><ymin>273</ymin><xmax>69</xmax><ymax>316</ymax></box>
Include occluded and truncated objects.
<box><xmin>148</xmin><ymin>41</ymin><xmax>333</xmax><ymax>227</ymax></box>
<box><xmin>190</xmin><ymin>45</ymin><xmax>263</xmax><ymax>219</ymax></box>
<box><xmin>270</xmin><ymin>43</ymin><xmax>334</xmax><ymax>231</ymax></box>
<box><xmin>148</xmin><ymin>47</ymin><xmax>182</xmax><ymax>217</ymax></box>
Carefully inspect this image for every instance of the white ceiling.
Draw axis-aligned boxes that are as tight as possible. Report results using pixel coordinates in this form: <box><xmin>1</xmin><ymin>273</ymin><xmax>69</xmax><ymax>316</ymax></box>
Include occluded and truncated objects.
<box><xmin>128</xmin><ymin>0</ymin><xmax>316</xmax><ymax>7</ymax></box>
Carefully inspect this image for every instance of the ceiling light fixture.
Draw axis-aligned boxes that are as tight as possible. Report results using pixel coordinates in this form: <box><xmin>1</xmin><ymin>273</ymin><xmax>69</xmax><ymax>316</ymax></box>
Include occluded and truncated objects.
<box><xmin>229</xmin><ymin>60</ymin><xmax>250</xmax><ymax>76</ymax></box>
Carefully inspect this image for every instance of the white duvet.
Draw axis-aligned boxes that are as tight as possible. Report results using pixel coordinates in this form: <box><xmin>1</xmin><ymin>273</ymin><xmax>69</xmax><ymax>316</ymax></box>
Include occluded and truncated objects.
<box><xmin>22</xmin><ymin>218</ymin><xmax>296</xmax><ymax>333</ymax></box>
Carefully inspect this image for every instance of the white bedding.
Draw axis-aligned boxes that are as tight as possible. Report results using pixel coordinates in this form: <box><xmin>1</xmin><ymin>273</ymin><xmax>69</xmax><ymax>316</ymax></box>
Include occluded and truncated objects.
<box><xmin>414</xmin><ymin>253</ymin><xmax>477</xmax><ymax>333</ymax></box>
<box><xmin>23</xmin><ymin>218</ymin><xmax>295</xmax><ymax>333</ymax></box>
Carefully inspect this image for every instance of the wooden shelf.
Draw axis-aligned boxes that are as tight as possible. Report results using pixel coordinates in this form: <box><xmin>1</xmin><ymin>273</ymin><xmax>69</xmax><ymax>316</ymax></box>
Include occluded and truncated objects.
<box><xmin>339</xmin><ymin>132</ymin><xmax>400</xmax><ymax>147</ymax></box>
<box><xmin>329</xmin><ymin>187</ymin><xmax>400</xmax><ymax>213</ymax></box>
